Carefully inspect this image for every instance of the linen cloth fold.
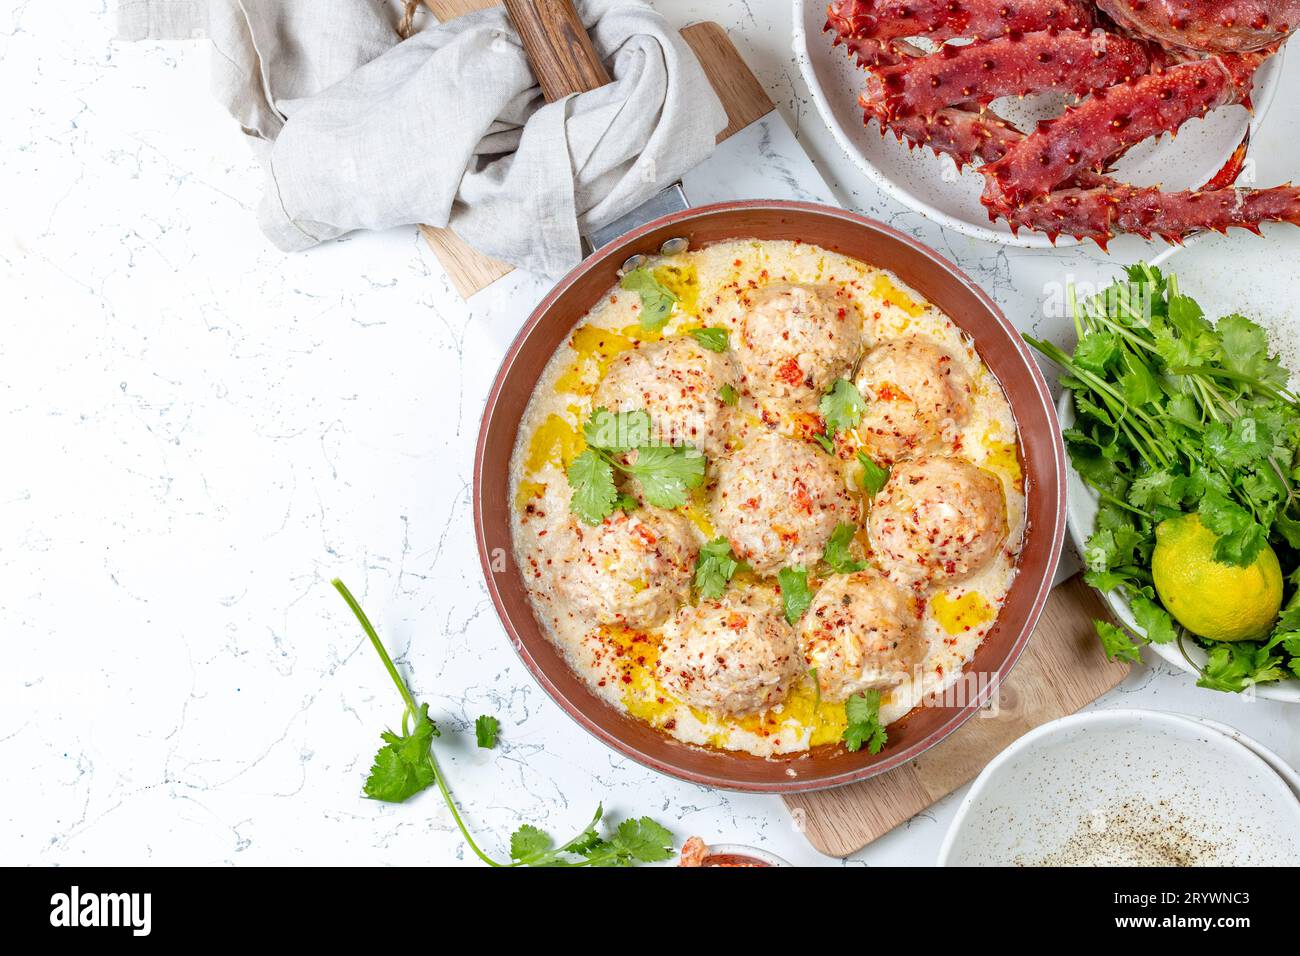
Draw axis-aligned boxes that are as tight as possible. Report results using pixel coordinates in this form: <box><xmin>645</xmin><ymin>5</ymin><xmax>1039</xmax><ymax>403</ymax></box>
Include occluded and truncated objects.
<box><xmin>118</xmin><ymin>0</ymin><xmax>727</xmax><ymax>277</ymax></box>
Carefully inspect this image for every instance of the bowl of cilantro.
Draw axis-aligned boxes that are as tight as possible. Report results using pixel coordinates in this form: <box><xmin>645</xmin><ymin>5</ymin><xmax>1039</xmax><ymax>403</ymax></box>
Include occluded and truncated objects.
<box><xmin>1029</xmin><ymin>262</ymin><xmax>1300</xmax><ymax>701</ymax></box>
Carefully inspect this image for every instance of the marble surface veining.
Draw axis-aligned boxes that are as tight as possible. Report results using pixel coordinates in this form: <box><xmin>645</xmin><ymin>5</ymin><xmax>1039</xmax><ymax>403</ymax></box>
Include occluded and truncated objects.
<box><xmin>2</xmin><ymin>0</ymin><xmax>1298</xmax><ymax>867</ymax></box>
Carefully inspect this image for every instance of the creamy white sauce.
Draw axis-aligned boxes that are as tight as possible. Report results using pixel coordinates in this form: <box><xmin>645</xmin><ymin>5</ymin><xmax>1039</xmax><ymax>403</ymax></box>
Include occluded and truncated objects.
<box><xmin>509</xmin><ymin>240</ymin><xmax>1026</xmax><ymax>757</ymax></box>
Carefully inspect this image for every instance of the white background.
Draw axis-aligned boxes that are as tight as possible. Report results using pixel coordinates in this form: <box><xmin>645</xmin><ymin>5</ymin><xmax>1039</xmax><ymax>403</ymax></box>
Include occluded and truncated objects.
<box><xmin>3</xmin><ymin>0</ymin><xmax>1297</xmax><ymax>866</ymax></box>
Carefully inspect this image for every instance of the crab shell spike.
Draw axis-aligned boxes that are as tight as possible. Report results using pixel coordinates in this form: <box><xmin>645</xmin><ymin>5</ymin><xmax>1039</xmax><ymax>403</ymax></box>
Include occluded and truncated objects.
<box><xmin>979</xmin><ymin>55</ymin><xmax>1261</xmax><ymax>213</ymax></box>
<box><xmin>859</xmin><ymin>29</ymin><xmax>1152</xmax><ymax>121</ymax></box>
<box><xmin>1095</xmin><ymin>0</ymin><xmax>1300</xmax><ymax>53</ymax></box>
<box><xmin>824</xmin><ymin>0</ymin><xmax>1094</xmax><ymax>43</ymax></box>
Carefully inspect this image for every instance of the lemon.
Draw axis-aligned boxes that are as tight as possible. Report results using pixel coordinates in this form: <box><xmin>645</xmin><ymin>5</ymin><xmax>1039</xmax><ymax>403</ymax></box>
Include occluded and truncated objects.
<box><xmin>1151</xmin><ymin>514</ymin><xmax>1282</xmax><ymax>642</ymax></box>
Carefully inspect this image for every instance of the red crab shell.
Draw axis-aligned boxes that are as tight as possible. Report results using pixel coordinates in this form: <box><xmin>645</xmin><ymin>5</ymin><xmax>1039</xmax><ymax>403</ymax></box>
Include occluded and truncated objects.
<box><xmin>826</xmin><ymin>0</ymin><xmax>1300</xmax><ymax>245</ymax></box>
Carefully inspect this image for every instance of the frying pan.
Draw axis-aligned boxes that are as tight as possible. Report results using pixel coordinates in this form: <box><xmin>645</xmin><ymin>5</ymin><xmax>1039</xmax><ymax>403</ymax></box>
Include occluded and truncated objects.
<box><xmin>471</xmin><ymin>0</ymin><xmax>1068</xmax><ymax>793</ymax></box>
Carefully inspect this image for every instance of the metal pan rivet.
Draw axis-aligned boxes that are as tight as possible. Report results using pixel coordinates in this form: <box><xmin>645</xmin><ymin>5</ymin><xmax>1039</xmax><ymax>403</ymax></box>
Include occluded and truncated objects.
<box><xmin>621</xmin><ymin>253</ymin><xmax>648</xmax><ymax>273</ymax></box>
<box><xmin>659</xmin><ymin>237</ymin><xmax>689</xmax><ymax>256</ymax></box>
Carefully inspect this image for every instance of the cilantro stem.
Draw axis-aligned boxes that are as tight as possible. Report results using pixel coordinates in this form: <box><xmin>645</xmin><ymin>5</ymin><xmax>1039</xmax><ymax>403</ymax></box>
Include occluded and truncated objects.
<box><xmin>333</xmin><ymin>579</ymin><xmax>418</xmax><ymax>715</ymax></box>
<box><xmin>331</xmin><ymin>578</ymin><xmax>506</xmax><ymax>868</ymax></box>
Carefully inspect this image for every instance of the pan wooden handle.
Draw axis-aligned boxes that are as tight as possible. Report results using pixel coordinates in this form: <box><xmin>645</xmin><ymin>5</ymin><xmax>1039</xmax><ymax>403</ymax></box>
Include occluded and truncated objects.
<box><xmin>503</xmin><ymin>0</ymin><xmax>612</xmax><ymax>102</ymax></box>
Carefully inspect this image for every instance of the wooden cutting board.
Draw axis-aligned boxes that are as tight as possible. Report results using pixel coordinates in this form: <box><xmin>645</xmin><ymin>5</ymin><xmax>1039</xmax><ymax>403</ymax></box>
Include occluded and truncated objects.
<box><xmin>784</xmin><ymin>574</ymin><xmax>1130</xmax><ymax>858</ymax></box>
<box><xmin>417</xmin><ymin>1</ymin><xmax>774</xmax><ymax>297</ymax></box>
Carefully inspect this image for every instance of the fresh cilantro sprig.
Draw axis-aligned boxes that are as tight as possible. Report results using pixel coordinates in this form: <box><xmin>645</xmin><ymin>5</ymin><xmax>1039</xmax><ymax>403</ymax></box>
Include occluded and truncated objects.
<box><xmin>475</xmin><ymin>715</ymin><xmax>500</xmax><ymax>749</ymax></box>
<box><xmin>718</xmin><ymin>383</ymin><xmax>739</xmax><ymax>406</ymax></box>
<box><xmin>688</xmin><ymin>327</ymin><xmax>730</xmax><ymax>352</ymax></box>
<box><xmin>842</xmin><ymin>690</ymin><xmax>887</xmax><ymax>754</ymax></box>
<box><xmin>567</xmin><ymin>407</ymin><xmax>706</xmax><ymax>525</ymax></box>
<box><xmin>778</xmin><ymin>566</ymin><xmax>813</xmax><ymax>624</ymax></box>
<box><xmin>621</xmin><ymin>268</ymin><xmax>677</xmax><ymax>331</ymax></box>
<box><xmin>856</xmin><ymin>451</ymin><xmax>890</xmax><ymax>496</ymax></box>
<box><xmin>333</xmin><ymin>578</ymin><xmax>673</xmax><ymax>867</ymax></box>
<box><xmin>822</xmin><ymin>523</ymin><xmax>866</xmax><ymax>574</ymax></box>
<box><xmin>510</xmin><ymin>807</ymin><xmax>673</xmax><ymax>867</ymax></box>
<box><xmin>812</xmin><ymin>378</ymin><xmax>868</xmax><ymax>453</ymax></box>
<box><xmin>820</xmin><ymin>378</ymin><xmax>867</xmax><ymax>435</ymax></box>
<box><xmin>694</xmin><ymin>537</ymin><xmax>747</xmax><ymax>600</ymax></box>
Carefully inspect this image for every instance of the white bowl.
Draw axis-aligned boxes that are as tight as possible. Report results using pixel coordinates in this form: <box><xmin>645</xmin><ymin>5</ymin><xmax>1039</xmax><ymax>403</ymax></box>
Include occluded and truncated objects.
<box><xmin>938</xmin><ymin>710</ymin><xmax>1300</xmax><ymax>866</ymax></box>
<box><xmin>793</xmin><ymin>0</ymin><xmax>1284</xmax><ymax>247</ymax></box>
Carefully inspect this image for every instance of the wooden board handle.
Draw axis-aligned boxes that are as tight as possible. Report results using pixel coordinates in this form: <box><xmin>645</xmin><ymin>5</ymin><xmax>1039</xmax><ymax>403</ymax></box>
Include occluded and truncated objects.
<box><xmin>503</xmin><ymin>0</ymin><xmax>612</xmax><ymax>102</ymax></box>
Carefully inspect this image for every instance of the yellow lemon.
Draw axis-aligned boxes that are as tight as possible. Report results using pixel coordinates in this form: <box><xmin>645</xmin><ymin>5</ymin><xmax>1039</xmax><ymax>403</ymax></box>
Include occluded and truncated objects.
<box><xmin>1151</xmin><ymin>514</ymin><xmax>1282</xmax><ymax>642</ymax></box>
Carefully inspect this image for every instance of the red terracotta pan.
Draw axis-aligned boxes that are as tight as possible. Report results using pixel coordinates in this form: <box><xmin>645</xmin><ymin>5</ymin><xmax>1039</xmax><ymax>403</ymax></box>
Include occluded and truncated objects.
<box><xmin>471</xmin><ymin>4</ymin><xmax>1067</xmax><ymax>793</ymax></box>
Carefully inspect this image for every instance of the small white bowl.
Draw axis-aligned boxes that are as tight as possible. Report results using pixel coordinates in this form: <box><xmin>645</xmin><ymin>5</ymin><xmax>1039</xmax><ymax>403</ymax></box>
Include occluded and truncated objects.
<box><xmin>937</xmin><ymin>710</ymin><xmax>1300</xmax><ymax>866</ymax></box>
<box><xmin>682</xmin><ymin>842</ymin><xmax>791</xmax><ymax>867</ymax></box>
<box><xmin>792</xmin><ymin>0</ymin><xmax>1284</xmax><ymax>247</ymax></box>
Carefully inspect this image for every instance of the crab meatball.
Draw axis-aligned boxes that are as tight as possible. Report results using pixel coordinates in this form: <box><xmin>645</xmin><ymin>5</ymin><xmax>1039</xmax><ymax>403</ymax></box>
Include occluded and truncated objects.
<box><xmin>854</xmin><ymin>337</ymin><xmax>972</xmax><ymax>465</ymax></box>
<box><xmin>594</xmin><ymin>335</ymin><xmax>736</xmax><ymax>456</ymax></box>
<box><xmin>800</xmin><ymin>570</ymin><xmax>924</xmax><ymax>701</ymax></box>
<box><xmin>711</xmin><ymin>431</ymin><xmax>857</xmax><ymax>574</ymax></box>
<box><xmin>552</xmin><ymin>507</ymin><xmax>697</xmax><ymax>629</ymax></box>
<box><xmin>868</xmin><ymin>456</ymin><xmax>1007</xmax><ymax>588</ymax></box>
<box><xmin>657</xmin><ymin>586</ymin><xmax>799</xmax><ymax>716</ymax></box>
<box><xmin>738</xmin><ymin>282</ymin><xmax>862</xmax><ymax>404</ymax></box>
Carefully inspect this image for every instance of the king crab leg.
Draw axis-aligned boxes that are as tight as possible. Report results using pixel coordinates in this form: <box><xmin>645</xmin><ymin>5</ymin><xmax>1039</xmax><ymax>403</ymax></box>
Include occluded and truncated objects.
<box><xmin>981</xmin><ymin>53</ymin><xmax>1265</xmax><ymax>213</ymax></box>
<box><xmin>1096</xmin><ymin>0</ymin><xmax>1300</xmax><ymax>53</ymax></box>
<box><xmin>863</xmin><ymin>29</ymin><xmax>1154</xmax><ymax>121</ymax></box>
<box><xmin>827</xmin><ymin>0</ymin><xmax>1093</xmax><ymax>43</ymax></box>
<box><xmin>1004</xmin><ymin>182</ymin><xmax>1300</xmax><ymax>246</ymax></box>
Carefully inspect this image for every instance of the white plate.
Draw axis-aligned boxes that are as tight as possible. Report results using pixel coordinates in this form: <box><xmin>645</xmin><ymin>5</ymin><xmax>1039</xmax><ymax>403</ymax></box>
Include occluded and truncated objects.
<box><xmin>792</xmin><ymin>0</ymin><xmax>1284</xmax><ymax>246</ymax></box>
<box><xmin>938</xmin><ymin>710</ymin><xmax>1300</xmax><ymax>866</ymax></box>
<box><xmin>1059</xmin><ymin>229</ymin><xmax>1300</xmax><ymax>701</ymax></box>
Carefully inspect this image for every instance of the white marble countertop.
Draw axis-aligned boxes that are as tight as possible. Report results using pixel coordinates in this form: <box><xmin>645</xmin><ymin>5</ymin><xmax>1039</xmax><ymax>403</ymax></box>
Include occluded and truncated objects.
<box><xmin>3</xmin><ymin>1</ymin><xmax>1298</xmax><ymax>867</ymax></box>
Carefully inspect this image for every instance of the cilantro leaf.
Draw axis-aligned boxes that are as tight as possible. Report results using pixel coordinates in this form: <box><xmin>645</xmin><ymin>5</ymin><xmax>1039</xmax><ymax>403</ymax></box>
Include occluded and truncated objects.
<box><xmin>1073</xmin><ymin>331</ymin><xmax>1120</xmax><ymax>374</ymax></box>
<box><xmin>842</xmin><ymin>690</ymin><xmax>887</xmax><ymax>754</ymax></box>
<box><xmin>510</xmin><ymin>824</ymin><xmax>552</xmax><ymax>863</ymax></box>
<box><xmin>1218</xmin><ymin>313</ymin><xmax>1286</xmax><ymax>386</ymax></box>
<box><xmin>856</xmin><ymin>451</ymin><xmax>890</xmax><ymax>496</ymax></box>
<box><xmin>474</xmin><ymin>714</ymin><xmax>500</xmax><ymax>749</ymax></box>
<box><xmin>1129</xmin><ymin>594</ymin><xmax>1176</xmax><ymax>645</ymax></box>
<box><xmin>1095</xmin><ymin>619</ymin><xmax>1144</xmax><ymax>664</ymax></box>
<box><xmin>718</xmin><ymin>383</ymin><xmax>739</xmax><ymax>406</ymax></box>
<box><xmin>778</xmin><ymin>566</ymin><xmax>813</xmax><ymax>624</ymax></box>
<box><xmin>811</xmin><ymin>432</ymin><xmax>835</xmax><ymax>454</ymax></box>
<box><xmin>567</xmin><ymin>449</ymin><xmax>618</xmax><ymax>526</ymax></box>
<box><xmin>1198</xmin><ymin>642</ymin><xmax>1284</xmax><ymax>693</ymax></box>
<box><xmin>626</xmin><ymin>445</ymin><xmax>705</xmax><ymax>510</ymax></box>
<box><xmin>621</xmin><ymin>268</ymin><xmax>677</xmax><ymax>331</ymax></box>
<box><xmin>585</xmin><ymin>407</ymin><xmax>652</xmax><ymax>452</ymax></box>
<box><xmin>364</xmin><ymin>702</ymin><xmax>439</xmax><ymax>803</ymax></box>
<box><xmin>1198</xmin><ymin>490</ymin><xmax>1268</xmax><ymax>566</ymax></box>
<box><xmin>694</xmin><ymin>537</ymin><xmax>745</xmax><ymax>600</ymax></box>
<box><xmin>610</xmin><ymin>818</ymin><xmax>675</xmax><ymax>863</ymax></box>
<box><xmin>820</xmin><ymin>378</ymin><xmax>867</xmax><ymax>436</ymax></box>
<box><xmin>688</xmin><ymin>327</ymin><xmax>730</xmax><ymax>352</ymax></box>
<box><xmin>822</xmin><ymin>523</ymin><xmax>866</xmax><ymax>574</ymax></box>
<box><xmin>1204</xmin><ymin>416</ymin><xmax>1273</xmax><ymax>470</ymax></box>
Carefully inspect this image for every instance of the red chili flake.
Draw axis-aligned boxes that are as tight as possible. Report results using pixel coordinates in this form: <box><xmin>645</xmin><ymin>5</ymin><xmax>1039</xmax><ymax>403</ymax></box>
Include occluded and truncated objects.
<box><xmin>776</xmin><ymin>358</ymin><xmax>804</xmax><ymax>387</ymax></box>
<box><xmin>791</xmin><ymin>480</ymin><xmax>814</xmax><ymax>516</ymax></box>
